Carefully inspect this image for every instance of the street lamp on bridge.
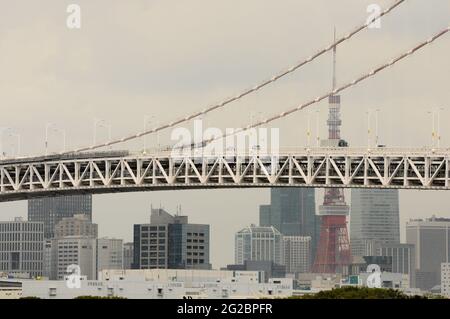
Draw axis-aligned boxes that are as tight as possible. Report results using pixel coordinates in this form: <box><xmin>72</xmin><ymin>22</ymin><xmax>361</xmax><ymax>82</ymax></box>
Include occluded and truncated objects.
<box><xmin>0</xmin><ymin>127</ymin><xmax>19</xmax><ymax>159</ymax></box>
<box><xmin>45</xmin><ymin>123</ymin><xmax>66</xmax><ymax>155</ymax></box>
<box><xmin>366</xmin><ymin>108</ymin><xmax>381</xmax><ymax>149</ymax></box>
<box><xmin>7</xmin><ymin>132</ymin><xmax>20</xmax><ymax>157</ymax></box>
<box><xmin>428</xmin><ymin>107</ymin><xmax>445</xmax><ymax>149</ymax></box>
<box><xmin>143</xmin><ymin>115</ymin><xmax>156</xmax><ymax>154</ymax></box>
<box><xmin>93</xmin><ymin>119</ymin><xmax>112</xmax><ymax>149</ymax></box>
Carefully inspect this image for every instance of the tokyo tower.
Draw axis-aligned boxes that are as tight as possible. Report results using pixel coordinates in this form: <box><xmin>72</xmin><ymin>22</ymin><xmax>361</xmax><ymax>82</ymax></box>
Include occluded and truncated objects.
<box><xmin>312</xmin><ymin>30</ymin><xmax>352</xmax><ymax>273</ymax></box>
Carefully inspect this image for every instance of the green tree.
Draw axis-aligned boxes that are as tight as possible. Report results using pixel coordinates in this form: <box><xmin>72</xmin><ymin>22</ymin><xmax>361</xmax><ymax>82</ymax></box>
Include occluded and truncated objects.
<box><xmin>290</xmin><ymin>286</ymin><xmax>426</xmax><ymax>299</ymax></box>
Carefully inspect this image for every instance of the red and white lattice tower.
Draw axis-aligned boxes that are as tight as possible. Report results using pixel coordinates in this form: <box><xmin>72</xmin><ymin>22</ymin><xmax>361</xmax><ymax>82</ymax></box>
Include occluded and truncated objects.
<box><xmin>312</xmin><ymin>30</ymin><xmax>352</xmax><ymax>273</ymax></box>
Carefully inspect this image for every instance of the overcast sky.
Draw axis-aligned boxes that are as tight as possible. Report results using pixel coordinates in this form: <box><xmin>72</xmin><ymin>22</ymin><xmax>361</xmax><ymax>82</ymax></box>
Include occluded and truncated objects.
<box><xmin>0</xmin><ymin>0</ymin><xmax>449</xmax><ymax>268</ymax></box>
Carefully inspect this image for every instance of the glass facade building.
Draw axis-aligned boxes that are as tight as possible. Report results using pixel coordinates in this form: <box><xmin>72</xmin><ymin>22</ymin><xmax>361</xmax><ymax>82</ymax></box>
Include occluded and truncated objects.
<box><xmin>376</xmin><ymin>243</ymin><xmax>416</xmax><ymax>288</ymax></box>
<box><xmin>259</xmin><ymin>188</ymin><xmax>319</xmax><ymax>262</ymax></box>
<box><xmin>406</xmin><ymin>217</ymin><xmax>450</xmax><ymax>291</ymax></box>
<box><xmin>350</xmin><ymin>189</ymin><xmax>400</xmax><ymax>257</ymax></box>
<box><xmin>28</xmin><ymin>195</ymin><xmax>92</xmax><ymax>239</ymax></box>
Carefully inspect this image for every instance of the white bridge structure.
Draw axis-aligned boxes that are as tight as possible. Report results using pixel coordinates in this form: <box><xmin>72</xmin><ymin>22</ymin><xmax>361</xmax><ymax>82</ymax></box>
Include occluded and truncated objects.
<box><xmin>0</xmin><ymin>148</ymin><xmax>449</xmax><ymax>202</ymax></box>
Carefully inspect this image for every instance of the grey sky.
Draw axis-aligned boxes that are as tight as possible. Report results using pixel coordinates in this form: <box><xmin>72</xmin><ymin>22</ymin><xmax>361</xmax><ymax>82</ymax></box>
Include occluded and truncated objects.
<box><xmin>0</xmin><ymin>0</ymin><xmax>449</xmax><ymax>268</ymax></box>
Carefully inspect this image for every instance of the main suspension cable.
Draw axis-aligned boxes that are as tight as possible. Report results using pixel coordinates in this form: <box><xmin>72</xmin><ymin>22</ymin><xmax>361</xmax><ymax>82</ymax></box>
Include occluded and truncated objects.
<box><xmin>63</xmin><ymin>0</ymin><xmax>407</xmax><ymax>154</ymax></box>
<box><xmin>193</xmin><ymin>26</ymin><xmax>450</xmax><ymax>149</ymax></box>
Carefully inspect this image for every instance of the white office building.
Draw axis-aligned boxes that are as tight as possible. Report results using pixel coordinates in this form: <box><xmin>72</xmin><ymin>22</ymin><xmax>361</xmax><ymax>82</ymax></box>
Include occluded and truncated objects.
<box><xmin>46</xmin><ymin>236</ymin><xmax>126</xmax><ymax>280</ymax></box>
<box><xmin>123</xmin><ymin>242</ymin><xmax>134</xmax><ymax>269</ymax></box>
<box><xmin>0</xmin><ymin>218</ymin><xmax>44</xmax><ymax>278</ymax></box>
<box><xmin>54</xmin><ymin>236</ymin><xmax>97</xmax><ymax>280</ymax></box>
<box><xmin>21</xmin><ymin>269</ymin><xmax>293</xmax><ymax>299</ymax></box>
<box><xmin>235</xmin><ymin>225</ymin><xmax>283</xmax><ymax>265</ymax></box>
<box><xmin>97</xmin><ymin>238</ymin><xmax>123</xmax><ymax>272</ymax></box>
<box><xmin>441</xmin><ymin>263</ymin><xmax>450</xmax><ymax>298</ymax></box>
<box><xmin>55</xmin><ymin>214</ymin><xmax>98</xmax><ymax>238</ymax></box>
<box><xmin>283</xmin><ymin>236</ymin><xmax>311</xmax><ymax>273</ymax></box>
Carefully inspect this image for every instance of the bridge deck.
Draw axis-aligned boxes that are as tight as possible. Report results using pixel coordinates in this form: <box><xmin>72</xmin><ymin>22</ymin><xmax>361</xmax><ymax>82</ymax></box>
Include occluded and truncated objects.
<box><xmin>0</xmin><ymin>148</ymin><xmax>448</xmax><ymax>202</ymax></box>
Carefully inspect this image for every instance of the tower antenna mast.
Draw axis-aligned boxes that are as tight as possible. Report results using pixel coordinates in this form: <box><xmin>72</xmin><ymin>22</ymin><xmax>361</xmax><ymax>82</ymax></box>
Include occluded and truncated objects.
<box><xmin>332</xmin><ymin>27</ymin><xmax>337</xmax><ymax>91</ymax></box>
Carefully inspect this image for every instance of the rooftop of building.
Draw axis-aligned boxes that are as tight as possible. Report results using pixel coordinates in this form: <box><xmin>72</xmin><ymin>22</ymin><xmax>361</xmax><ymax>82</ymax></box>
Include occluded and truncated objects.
<box><xmin>282</xmin><ymin>236</ymin><xmax>312</xmax><ymax>241</ymax></box>
<box><xmin>236</xmin><ymin>224</ymin><xmax>282</xmax><ymax>234</ymax></box>
<box><xmin>55</xmin><ymin>214</ymin><xmax>94</xmax><ymax>225</ymax></box>
<box><xmin>0</xmin><ymin>217</ymin><xmax>43</xmax><ymax>225</ymax></box>
<box><xmin>407</xmin><ymin>215</ymin><xmax>450</xmax><ymax>224</ymax></box>
<box><xmin>150</xmin><ymin>207</ymin><xmax>188</xmax><ymax>224</ymax></box>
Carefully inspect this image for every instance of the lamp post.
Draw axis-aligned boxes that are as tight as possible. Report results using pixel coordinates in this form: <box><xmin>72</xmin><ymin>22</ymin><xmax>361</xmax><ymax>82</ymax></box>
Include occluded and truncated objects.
<box><xmin>0</xmin><ymin>128</ymin><xmax>22</xmax><ymax>158</ymax></box>
<box><xmin>306</xmin><ymin>112</ymin><xmax>311</xmax><ymax>148</ymax></box>
<box><xmin>315</xmin><ymin>110</ymin><xmax>320</xmax><ymax>147</ymax></box>
<box><xmin>366</xmin><ymin>110</ymin><xmax>371</xmax><ymax>149</ymax></box>
<box><xmin>143</xmin><ymin>115</ymin><xmax>155</xmax><ymax>153</ymax></box>
<box><xmin>437</xmin><ymin>107</ymin><xmax>444</xmax><ymax>148</ymax></box>
<box><xmin>7</xmin><ymin>132</ymin><xmax>21</xmax><ymax>157</ymax></box>
<box><xmin>93</xmin><ymin>119</ymin><xmax>112</xmax><ymax>149</ymax></box>
<box><xmin>45</xmin><ymin>123</ymin><xmax>56</xmax><ymax>156</ymax></box>
<box><xmin>427</xmin><ymin>110</ymin><xmax>436</xmax><ymax>148</ymax></box>
<box><xmin>257</xmin><ymin>111</ymin><xmax>263</xmax><ymax>153</ymax></box>
<box><xmin>61</xmin><ymin>129</ymin><xmax>67</xmax><ymax>152</ymax></box>
<box><xmin>156</xmin><ymin>120</ymin><xmax>160</xmax><ymax>151</ymax></box>
<box><xmin>46</xmin><ymin>124</ymin><xmax>67</xmax><ymax>154</ymax></box>
<box><xmin>0</xmin><ymin>127</ymin><xmax>13</xmax><ymax>158</ymax></box>
<box><xmin>375</xmin><ymin>108</ymin><xmax>380</xmax><ymax>147</ymax></box>
<box><xmin>54</xmin><ymin>128</ymin><xmax>66</xmax><ymax>152</ymax></box>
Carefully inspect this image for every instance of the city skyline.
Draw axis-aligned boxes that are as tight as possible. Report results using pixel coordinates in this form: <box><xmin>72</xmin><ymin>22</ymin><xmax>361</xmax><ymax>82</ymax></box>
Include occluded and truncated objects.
<box><xmin>2</xmin><ymin>191</ymin><xmax>450</xmax><ymax>270</ymax></box>
<box><xmin>1</xmin><ymin>1</ymin><xmax>449</xmax><ymax>270</ymax></box>
<box><xmin>2</xmin><ymin>190</ymin><xmax>450</xmax><ymax>269</ymax></box>
<box><xmin>0</xmin><ymin>1</ymin><xmax>449</xmax><ymax>298</ymax></box>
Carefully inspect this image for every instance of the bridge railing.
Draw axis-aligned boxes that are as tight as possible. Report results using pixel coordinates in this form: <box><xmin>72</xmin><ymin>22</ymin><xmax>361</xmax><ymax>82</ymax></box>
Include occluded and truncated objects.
<box><xmin>131</xmin><ymin>147</ymin><xmax>450</xmax><ymax>159</ymax></box>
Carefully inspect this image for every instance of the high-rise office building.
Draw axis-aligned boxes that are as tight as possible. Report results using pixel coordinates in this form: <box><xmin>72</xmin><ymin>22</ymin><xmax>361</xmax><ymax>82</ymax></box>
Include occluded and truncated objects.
<box><xmin>50</xmin><ymin>236</ymin><xmax>97</xmax><ymax>280</ymax></box>
<box><xmin>133</xmin><ymin>208</ymin><xmax>211</xmax><ymax>270</ymax></box>
<box><xmin>43</xmin><ymin>240</ymin><xmax>56</xmax><ymax>279</ymax></box>
<box><xmin>376</xmin><ymin>243</ymin><xmax>416</xmax><ymax>288</ymax></box>
<box><xmin>46</xmin><ymin>236</ymin><xmax>124</xmax><ymax>280</ymax></box>
<box><xmin>406</xmin><ymin>216</ymin><xmax>450</xmax><ymax>291</ymax></box>
<box><xmin>28</xmin><ymin>195</ymin><xmax>92</xmax><ymax>239</ymax></box>
<box><xmin>259</xmin><ymin>188</ymin><xmax>319</xmax><ymax>261</ymax></box>
<box><xmin>55</xmin><ymin>214</ymin><xmax>98</xmax><ymax>238</ymax></box>
<box><xmin>123</xmin><ymin>242</ymin><xmax>134</xmax><ymax>269</ymax></box>
<box><xmin>0</xmin><ymin>218</ymin><xmax>44</xmax><ymax>278</ymax></box>
<box><xmin>283</xmin><ymin>236</ymin><xmax>311</xmax><ymax>274</ymax></box>
<box><xmin>235</xmin><ymin>225</ymin><xmax>283</xmax><ymax>265</ymax></box>
<box><xmin>350</xmin><ymin>189</ymin><xmax>400</xmax><ymax>256</ymax></box>
<box><xmin>97</xmin><ymin>238</ymin><xmax>123</xmax><ymax>272</ymax></box>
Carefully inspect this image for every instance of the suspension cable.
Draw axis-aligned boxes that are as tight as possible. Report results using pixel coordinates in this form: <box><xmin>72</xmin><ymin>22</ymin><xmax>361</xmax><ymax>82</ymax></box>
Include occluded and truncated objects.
<box><xmin>62</xmin><ymin>0</ymin><xmax>407</xmax><ymax>154</ymax></box>
<box><xmin>193</xmin><ymin>26</ymin><xmax>450</xmax><ymax>149</ymax></box>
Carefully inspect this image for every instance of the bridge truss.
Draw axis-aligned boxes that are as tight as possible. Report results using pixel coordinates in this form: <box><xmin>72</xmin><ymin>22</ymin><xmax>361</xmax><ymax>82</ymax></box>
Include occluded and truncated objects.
<box><xmin>0</xmin><ymin>148</ymin><xmax>449</xmax><ymax>202</ymax></box>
